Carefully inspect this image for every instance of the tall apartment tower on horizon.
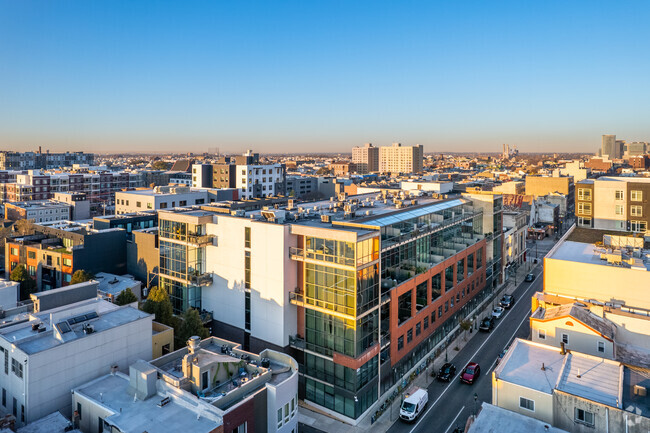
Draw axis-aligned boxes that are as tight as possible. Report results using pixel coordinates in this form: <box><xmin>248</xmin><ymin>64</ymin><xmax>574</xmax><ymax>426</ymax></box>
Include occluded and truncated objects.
<box><xmin>601</xmin><ymin>134</ymin><xmax>624</xmax><ymax>160</ymax></box>
<box><xmin>352</xmin><ymin>143</ymin><xmax>379</xmax><ymax>174</ymax></box>
<box><xmin>379</xmin><ymin>142</ymin><xmax>424</xmax><ymax>174</ymax></box>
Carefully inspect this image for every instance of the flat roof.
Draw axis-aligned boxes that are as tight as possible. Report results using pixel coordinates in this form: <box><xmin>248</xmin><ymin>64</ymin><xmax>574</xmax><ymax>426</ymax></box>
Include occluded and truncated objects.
<box><xmin>494</xmin><ymin>339</ymin><xmax>565</xmax><ymax>394</ymax></box>
<box><xmin>75</xmin><ymin>373</ymin><xmax>221</xmax><ymax>433</ymax></box>
<box><xmin>557</xmin><ymin>353</ymin><xmax>622</xmax><ymax>408</ymax></box>
<box><xmin>468</xmin><ymin>403</ymin><xmax>568</xmax><ymax>433</ymax></box>
<box><xmin>95</xmin><ymin>273</ymin><xmax>140</xmax><ymax>296</ymax></box>
<box><xmin>0</xmin><ymin>300</ymin><xmax>150</xmax><ymax>355</ymax></box>
<box><xmin>548</xmin><ymin>240</ymin><xmax>650</xmax><ymax>271</ymax></box>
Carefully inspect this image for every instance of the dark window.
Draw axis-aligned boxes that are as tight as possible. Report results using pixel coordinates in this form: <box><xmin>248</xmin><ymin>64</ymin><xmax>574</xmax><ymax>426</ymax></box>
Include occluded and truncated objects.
<box><xmin>245</xmin><ymin>227</ymin><xmax>251</xmax><ymax>248</ymax></box>
<box><xmin>415</xmin><ymin>322</ymin><xmax>421</xmax><ymax>336</ymax></box>
<box><xmin>457</xmin><ymin>258</ymin><xmax>465</xmax><ymax>283</ymax></box>
<box><xmin>416</xmin><ymin>281</ymin><xmax>427</xmax><ymax>311</ymax></box>
<box><xmin>445</xmin><ymin>265</ymin><xmax>454</xmax><ymax>290</ymax></box>
<box><xmin>438</xmin><ymin>306</ymin><xmax>442</xmax><ymax>318</ymax></box>
<box><xmin>431</xmin><ymin>311</ymin><xmax>436</xmax><ymax>323</ymax></box>
<box><xmin>423</xmin><ymin>316</ymin><xmax>429</xmax><ymax>329</ymax></box>
<box><xmin>444</xmin><ymin>301</ymin><xmax>449</xmax><ymax>313</ymax></box>
<box><xmin>398</xmin><ymin>291</ymin><xmax>412</xmax><ymax>325</ymax></box>
<box><xmin>397</xmin><ymin>336</ymin><xmax>404</xmax><ymax>351</ymax></box>
<box><xmin>431</xmin><ymin>273</ymin><xmax>442</xmax><ymax>301</ymax></box>
<box><xmin>407</xmin><ymin>329</ymin><xmax>413</xmax><ymax>343</ymax></box>
<box><xmin>77</xmin><ymin>402</ymin><xmax>82</xmax><ymax>420</ymax></box>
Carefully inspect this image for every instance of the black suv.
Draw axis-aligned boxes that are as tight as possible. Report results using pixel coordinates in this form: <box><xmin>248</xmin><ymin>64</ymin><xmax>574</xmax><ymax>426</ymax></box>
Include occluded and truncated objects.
<box><xmin>500</xmin><ymin>295</ymin><xmax>515</xmax><ymax>309</ymax></box>
<box><xmin>479</xmin><ymin>317</ymin><xmax>494</xmax><ymax>332</ymax></box>
<box><xmin>436</xmin><ymin>362</ymin><xmax>456</xmax><ymax>381</ymax></box>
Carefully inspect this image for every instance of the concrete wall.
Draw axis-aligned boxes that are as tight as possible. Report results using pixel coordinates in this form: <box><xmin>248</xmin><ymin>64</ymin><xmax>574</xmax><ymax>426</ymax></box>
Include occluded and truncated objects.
<box><xmin>530</xmin><ymin>317</ymin><xmax>614</xmax><ymax>359</ymax></box>
<box><xmin>593</xmin><ymin>179</ymin><xmax>627</xmax><ymax>231</ymax></box>
<box><xmin>127</xmin><ymin>229</ymin><xmax>159</xmax><ymax>288</ymax></box>
<box><xmin>553</xmin><ymin>391</ymin><xmax>650</xmax><ymax>433</ymax></box>
<box><xmin>202</xmin><ymin>216</ymin><xmax>297</xmax><ymax>348</ymax></box>
<box><xmin>152</xmin><ymin>321</ymin><xmax>174</xmax><ymax>358</ymax></box>
<box><xmin>492</xmin><ymin>375</ymin><xmax>554</xmax><ymax>424</ymax></box>
<box><xmin>544</xmin><ymin>257</ymin><xmax>650</xmax><ymax>310</ymax></box>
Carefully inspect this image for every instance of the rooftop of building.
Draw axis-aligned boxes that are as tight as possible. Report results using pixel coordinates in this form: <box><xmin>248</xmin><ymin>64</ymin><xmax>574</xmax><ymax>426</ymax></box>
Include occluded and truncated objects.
<box><xmin>16</xmin><ymin>412</ymin><xmax>79</xmax><ymax>433</ymax></box>
<box><xmin>468</xmin><ymin>403</ymin><xmax>568</xmax><ymax>433</ymax></box>
<box><xmin>5</xmin><ymin>200</ymin><xmax>71</xmax><ymax>209</ymax></box>
<box><xmin>578</xmin><ymin>176</ymin><xmax>650</xmax><ymax>184</ymax></box>
<box><xmin>547</xmin><ymin>240</ymin><xmax>650</xmax><ymax>271</ymax></box>
<box><xmin>74</xmin><ymin>371</ymin><xmax>222</xmax><ymax>433</ymax></box>
<box><xmin>531</xmin><ymin>303</ymin><xmax>615</xmax><ymax>340</ymax></box>
<box><xmin>494</xmin><ymin>338</ymin><xmax>565</xmax><ymax>394</ymax></box>
<box><xmin>0</xmin><ymin>298</ymin><xmax>150</xmax><ymax>355</ymax></box>
<box><xmin>150</xmin><ymin>336</ymin><xmax>297</xmax><ymax>411</ymax></box>
<box><xmin>556</xmin><ymin>352</ymin><xmax>622</xmax><ymax>408</ymax></box>
<box><xmin>95</xmin><ymin>273</ymin><xmax>140</xmax><ymax>297</ymax></box>
<box><xmin>496</xmin><ymin>339</ymin><xmax>624</xmax><ymax>409</ymax></box>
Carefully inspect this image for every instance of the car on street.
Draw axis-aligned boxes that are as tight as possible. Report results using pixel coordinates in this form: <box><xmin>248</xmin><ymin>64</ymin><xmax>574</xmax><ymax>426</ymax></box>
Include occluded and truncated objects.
<box><xmin>491</xmin><ymin>306</ymin><xmax>505</xmax><ymax>319</ymax></box>
<box><xmin>460</xmin><ymin>362</ymin><xmax>480</xmax><ymax>384</ymax></box>
<box><xmin>500</xmin><ymin>294</ymin><xmax>516</xmax><ymax>309</ymax></box>
<box><xmin>435</xmin><ymin>362</ymin><xmax>456</xmax><ymax>381</ymax></box>
<box><xmin>399</xmin><ymin>388</ymin><xmax>428</xmax><ymax>422</ymax></box>
<box><xmin>496</xmin><ymin>348</ymin><xmax>508</xmax><ymax>365</ymax></box>
<box><xmin>525</xmin><ymin>273</ymin><xmax>535</xmax><ymax>282</ymax></box>
<box><xmin>479</xmin><ymin>317</ymin><xmax>494</xmax><ymax>332</ymax></box>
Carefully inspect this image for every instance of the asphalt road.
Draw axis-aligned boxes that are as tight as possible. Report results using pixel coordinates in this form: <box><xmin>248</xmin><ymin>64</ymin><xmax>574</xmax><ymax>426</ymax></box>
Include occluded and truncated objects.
<box><xmin>386</xmin><ymin>263</ymin><xmax>546</xmax><ymax>433</ymax></box>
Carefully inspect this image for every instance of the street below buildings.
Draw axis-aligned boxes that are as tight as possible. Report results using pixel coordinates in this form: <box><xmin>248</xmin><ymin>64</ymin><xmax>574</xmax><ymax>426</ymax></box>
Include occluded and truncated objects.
<box><xmin>385</xmin><ymin>262</ymin><xmax>545</xmax><ymax>433</ymax></box>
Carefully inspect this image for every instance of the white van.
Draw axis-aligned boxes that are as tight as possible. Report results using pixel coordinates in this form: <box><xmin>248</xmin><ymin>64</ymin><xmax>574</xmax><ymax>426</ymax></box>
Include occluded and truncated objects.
<box><xmin>399</xmin><ymin>387</ymin><xmax>429</xmax><ymax>422</ymax></box>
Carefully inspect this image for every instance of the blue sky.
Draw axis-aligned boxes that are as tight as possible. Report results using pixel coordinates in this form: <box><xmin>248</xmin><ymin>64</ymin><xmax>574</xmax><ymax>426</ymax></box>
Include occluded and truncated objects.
<box><xmin>1</xmin><ymin>0</ymin><xmax>649</xmax><ymax>154</ymax></box>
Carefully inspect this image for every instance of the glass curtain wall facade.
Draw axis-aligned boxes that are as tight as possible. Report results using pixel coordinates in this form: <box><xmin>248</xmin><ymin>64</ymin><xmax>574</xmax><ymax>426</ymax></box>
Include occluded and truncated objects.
<box><xmin>158</xmin><ymin>216</ymin><xmax>208</xmax><ymax>314</ymax></box>
<box><xmin>299</xmin><ymin>234</ymin><xmax>381</xmax><ymax>420</ymax></box>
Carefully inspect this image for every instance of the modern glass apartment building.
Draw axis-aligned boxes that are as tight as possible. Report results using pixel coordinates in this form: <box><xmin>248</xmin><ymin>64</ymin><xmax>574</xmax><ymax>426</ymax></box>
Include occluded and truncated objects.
<box><xmin>157</xmin><ymin>210</ymin><xmax>214</xmax><ymax>314</ymax></box>
<box><xmin>288</xmin><ymin>197</ymin><xmax>493</xmax><ymax>421</ymax></box>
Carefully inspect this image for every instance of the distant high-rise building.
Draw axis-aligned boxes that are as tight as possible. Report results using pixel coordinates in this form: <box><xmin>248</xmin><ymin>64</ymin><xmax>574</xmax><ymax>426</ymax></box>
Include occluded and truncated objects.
<box><xmin>379</xmin><ymin>142</ymin><xmax>424</xmax><ymax>174</ymax></box>
<box><xmin>352</xmin><ymin>142</ymin><xmax>379</xmax><ymax>174</ymax></box>
<box><xmin>625</xmin><ymin>142</ymin><xmax>648</xmax><ymax>158</ymax></box>
<box><xmin>600</xmin><ymin>135</ymin><xmax>620</xmax><ymax>159</ymax></box>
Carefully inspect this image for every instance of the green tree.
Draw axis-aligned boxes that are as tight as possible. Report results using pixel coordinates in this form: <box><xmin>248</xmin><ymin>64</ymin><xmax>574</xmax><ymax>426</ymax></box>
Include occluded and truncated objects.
<box><xmin>460</xmin><ymin>319</ymin><xmax>473</xmax><ymax>341</ymax></box>
<box><xmin>10</xmin><ymin>264</ymin><xmax>37</xmax><ymax>300</ymax></box>
<box><xmin>70</xmin><ymin>269</ymin><xmax>93</xmax><ymax>285</ymax></box>
<box><xmin>316</xmin><ymin>167</ymin><xmax>331</xmax><ymax>176</ymax></box>
<box><xmin>175</xmin><ymin>308</ymin><xmax>209</xmax><ymax>347</ymax></box>
<box><xmin>115</xmin><ymin>288</ymin><xmax>138</xmax><ymax>306</ymax></box>
<box><xmin>142</xmin><ymin>286</ymin><xmax>174</xmax><ymax>326</ymax></box>
<box><xmin>152</xmin><ymin>160</ymin><xmax>171</xmax><ymax>170</ymax></box>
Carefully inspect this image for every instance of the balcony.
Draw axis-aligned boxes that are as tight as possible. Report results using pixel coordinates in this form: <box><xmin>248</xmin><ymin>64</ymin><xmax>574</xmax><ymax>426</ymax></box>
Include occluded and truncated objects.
<box><xmin>187</xmin><ymin>233</ymin><xmax>214</xmax><ymax>246</ymax></box>
<box><xmin>289</xmin><ymin>334</ymin><xmax>305</xmax><ymax>350</ymax></box>
<box><xmin>380</xmin><ymin>332</ymin><xmax>391</xmax><ymax>349</ymax></box>
<box><xmin>289</xmin><ymin>247</ymin><xmax>304</xmax><ymax>261</ymax></box>
<box><xmin>288</xmin><ymin>290</ymin><xmax>355</xmax><ymax>320</ymax></box>
<box><xmin>189</xmin><ymin>272</ymin><xmax>213</xmax><ymax>286</ymax></box>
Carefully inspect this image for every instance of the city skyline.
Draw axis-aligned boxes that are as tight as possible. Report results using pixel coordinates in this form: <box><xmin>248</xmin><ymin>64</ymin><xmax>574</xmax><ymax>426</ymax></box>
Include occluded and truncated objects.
<box><xmin>2</xmin><ymin>1</ymin><xmax>650</xmax><ymax>153</ymax></box>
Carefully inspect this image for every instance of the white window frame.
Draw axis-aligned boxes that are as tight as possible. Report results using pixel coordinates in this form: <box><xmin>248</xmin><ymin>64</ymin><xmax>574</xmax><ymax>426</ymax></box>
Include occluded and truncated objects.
<box><xmin>615</xmin><ymin>204</ymin><xmax>624</xmax><ymax>215</ymax></box>
<box><xmin>519</xmin><ymin>396</ymin><xmax>535</xmax><ymax>412</ymax></box>
<box><xmin>631</xmin><ymin>205</ymin><xmax>643</xmax><ymax>217</ymax></box>
<box><xmin>575</xmin><ymin>407</ymin><xmax>595</xmax><ymax>426</ymax></box>
<box><xmin>631</xmin><ymin>190</ymin><xmax>643</xmax><ymax>202</ymax></box>
<box><xmin>597</xmin><ymin>341</ymin><xmax>605</xmax><ymax>353</ymax></box>
<box><xmin>538</xmin><ymin>329</ymin><xmax>546</xmax><ymax>340</ymax></box>
<box><xmin>631</xmin><ymin>220</ymin><xmax>647</xmax><ymax>233</ymax></box>
<box><xmin>562</xmin><ymin>333</ymin><xmax>569</xmax><ymax>345</ymax></box>
<box><xmin>615</xmin><ymin>190</ymin><xmax>624</xmax><ymax>200</ymax></box>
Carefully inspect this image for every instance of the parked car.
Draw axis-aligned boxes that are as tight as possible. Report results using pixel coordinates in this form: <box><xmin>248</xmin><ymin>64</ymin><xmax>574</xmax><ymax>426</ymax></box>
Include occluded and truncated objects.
<box><xmin>500</xmin><ymin>294</ymin><xmax>516</xmax><ymax>309</ymax></box>
<box><xmin>525</xmin><ymin>273</ymin><xmax>535</xmax><ymax>282</ymax></box>
<box><xmin>400</xmin><ymin>388</ymin><xmax>429</xmax><ymax>422</ymax></box>
<box><xmin>479</xmin><ymin>317</ymin><xmax>494</xmax><ymax>332</ymax></box>
<box><xmin>436</xmin><ymin>362</ymin><xmax>457</xmax><ymax>382</ymax></box>
<box><xmin>492</xmin><ymin>306</ymin><xmax>505</xmax><ymax>319</ymax></box>
<box><xmin>460</xmin><ymin>362</ymin><xmax>481</xmax><ymax>384</ymax></box>
<box><xmin>496</xmin><ymin>348</ymin><xmax>508</xmax><ymax>365</ymax></box>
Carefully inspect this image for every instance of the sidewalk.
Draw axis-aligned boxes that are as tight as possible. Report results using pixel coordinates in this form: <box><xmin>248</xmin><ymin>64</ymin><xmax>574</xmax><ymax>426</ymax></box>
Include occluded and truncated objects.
<box><xmin>298</xmin><ymin>261</ymin><xmax>538</xmax><ymax>433</ymax></box>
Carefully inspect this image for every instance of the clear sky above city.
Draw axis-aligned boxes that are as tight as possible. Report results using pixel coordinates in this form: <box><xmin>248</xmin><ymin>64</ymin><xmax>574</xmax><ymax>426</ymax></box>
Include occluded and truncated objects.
<box><xmin>1</xmin><ymin>0</ymin><xmax>649</xmax><ymax>154</ymax></box>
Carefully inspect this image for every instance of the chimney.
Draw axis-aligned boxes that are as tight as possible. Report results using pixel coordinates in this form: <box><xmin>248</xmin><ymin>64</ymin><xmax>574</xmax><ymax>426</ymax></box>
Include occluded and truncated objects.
<box><xmin>541</xmin><ymin>362</ymin><xmax>545</xmax><ymax>371</ymax></box>
<box><xmin>577</xmin><ymin>368</ymin><xmax>581</xmax><ymax>379</ymax></box>
<box><xmin>188</xmin><ymin>335</ymin><xmax>201</xmax><ymax>355</ymax></box>
<box><xmin>560</xmin><ymin>341</ymin><xmax>566</xmax><ymax>355</ymax></box>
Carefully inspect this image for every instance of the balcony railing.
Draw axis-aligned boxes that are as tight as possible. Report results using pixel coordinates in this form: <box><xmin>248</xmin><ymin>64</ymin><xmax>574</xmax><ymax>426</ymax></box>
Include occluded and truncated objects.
<box><xmin>189</xmin><ymin>272</ymin><xmax>213</xmax><ymax>286</ymax></box>
<box><xmin>186</xmin><ymin>233</ymin><xmax>214</xmax><ymax>246</ymax></box>
<box><xmin>289</xmin><ymin>334</ymin><xmax>305</xmax><ymax>350</ymax></box>
<box><xmin>289</xmin><ymin>290</ymin><xmax>355</xmax><ymax>319</ymax></box>
<box><xmin>289</xmin><ymin>247</ymin><xmax>304</xmax><ymax>261</ymax></box>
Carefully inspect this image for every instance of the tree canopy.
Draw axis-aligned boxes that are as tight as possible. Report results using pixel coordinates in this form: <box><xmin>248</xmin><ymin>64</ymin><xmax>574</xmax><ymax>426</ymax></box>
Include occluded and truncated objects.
<box><xmin>142</xmin><ymin>286</ymin><xmax>174</xmax><ymax>326</ymax></box>
<box><xmin>10</xmin><ymin>264</ymin><xmax>37</xmax><ymax>300</ymax></box>
<box><xmin>70</xmin><ymin>269</ymin><xmax>93</xmax><ymax>285</ymax></box>
<box><xmin>176</xmin><ymin>308</ymin><xmax>209</xmax><ymax>348</ymax></box>
<box><xmin>115</xmin><ymin>288</ymin><xmax>138</xmax><ymax>306</ymax></box>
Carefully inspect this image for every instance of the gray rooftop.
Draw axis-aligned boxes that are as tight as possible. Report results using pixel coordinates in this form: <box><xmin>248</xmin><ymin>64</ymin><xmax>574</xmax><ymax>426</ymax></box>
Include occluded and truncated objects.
<box><xmin>0</xmin><ymin>300</ymin><xmax>150</xmax><ymax>355</ymax></box>
<box><xmin>75</xmin><ymin>372</ymin><xmax>221</xmax><ymax>433</ymax></box>
<box><xmin>468</xmin><ymin>403</ymin><xmax>568</xmax><ymax>433</ymax></box>
<box><xmin>556</xmin><ymin>353</ymin><xmax>622</xmax><ymax>407</ymax></box>
<box><xmin>494</xmin><ymin>339</ymin><xmax>565</xmax><ymax>394</ymax></box>
<box><xmin>95</xmin><ymin>273</ymin><xmax>140</xmax><ymax>297</ymax></box>
<box><xmin>548</xmin><ymin>240</ymin><xmax>650</xmax><ymax>271</ymax></box>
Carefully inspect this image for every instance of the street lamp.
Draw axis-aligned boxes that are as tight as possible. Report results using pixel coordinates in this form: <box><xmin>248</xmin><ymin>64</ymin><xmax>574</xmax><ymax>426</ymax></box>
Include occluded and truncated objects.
<box><xmin>474</xmin><ymin>392</ymin><xmax>478</xmax><ymax>417</ymax></box>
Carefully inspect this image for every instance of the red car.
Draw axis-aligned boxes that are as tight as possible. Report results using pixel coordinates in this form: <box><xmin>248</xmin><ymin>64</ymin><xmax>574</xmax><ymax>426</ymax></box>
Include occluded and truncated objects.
<box><xmin>460</xmin><ymin>362</ymin><xmax>480</xmax><ymax>384</ymax></box>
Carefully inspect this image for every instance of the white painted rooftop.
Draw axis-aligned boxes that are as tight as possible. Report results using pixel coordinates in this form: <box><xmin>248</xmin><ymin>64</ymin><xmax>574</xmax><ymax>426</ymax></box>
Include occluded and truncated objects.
<box><xmin>548</xmin><ymin>240</ymin><xmax>650</xmax><ymax>271</ymax></box>
<box><xmin>556</xmin><ymin>353</ymin><xmax>622</xmax><ymax>408</ymax></box>
<box><xmin>468</xmin><ymin>403</ymin><xmax>568</xmax><ymax>433</ymax></box>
